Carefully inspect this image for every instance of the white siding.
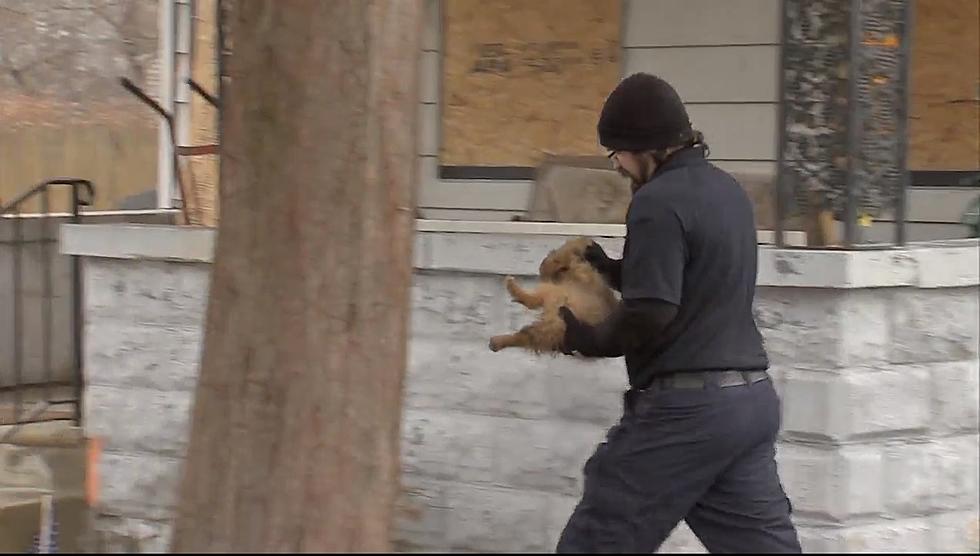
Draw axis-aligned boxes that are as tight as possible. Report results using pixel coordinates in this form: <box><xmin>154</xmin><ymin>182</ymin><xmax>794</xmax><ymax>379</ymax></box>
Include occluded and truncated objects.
<box><xmin>622</xmin><ymin>0</ymin><xmax>781</xmax><ymax>47</ymax></box>
<box><xmin>687</xmin><ymin>104</ymin><xmax>779</xmax><ymax>161</ymax></box>
<box><xmin>419</xmin><ymin>103</ymin><xmax>439</xmax><ymax>157</ymax></box>
<box><xmin>419</xmin><ymin>50</ymin><xmax>440</xmax><ymax>104</ymax></box>
<box><xmin>622</xmin><ymin>46</ymin><xmax>779</xmax><ymax>103</ymax></box>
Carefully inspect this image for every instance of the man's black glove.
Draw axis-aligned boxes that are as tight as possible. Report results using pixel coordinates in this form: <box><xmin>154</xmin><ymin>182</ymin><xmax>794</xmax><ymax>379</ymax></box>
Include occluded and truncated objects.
<box><xmin>559</xmin><ymin>306</ymin><xmax>623</xmax><ymax>358</ymax></box>
<box><xmin>559</xmin><ymin>306</ymin><xmax>593</xmax><ymax>355</ymax></box>
<box><xmin>583</xmin><ymin>241</ymin><xmax>623</xmax><ymax>291</ymax></box>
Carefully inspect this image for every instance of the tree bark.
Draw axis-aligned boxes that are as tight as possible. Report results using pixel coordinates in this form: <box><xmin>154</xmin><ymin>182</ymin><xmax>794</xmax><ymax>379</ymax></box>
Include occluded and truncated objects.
<box><xmin>170</xmin><ymin>1</ymin><xmax>421</xmax><ymax>552</ymax></box>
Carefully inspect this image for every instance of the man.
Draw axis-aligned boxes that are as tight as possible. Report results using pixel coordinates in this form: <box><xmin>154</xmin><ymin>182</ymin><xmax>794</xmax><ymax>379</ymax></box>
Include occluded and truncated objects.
<box><xmin>555</xmin><ymin>72</ymin><xmax>802</xmax><ymax>553</ymax></box>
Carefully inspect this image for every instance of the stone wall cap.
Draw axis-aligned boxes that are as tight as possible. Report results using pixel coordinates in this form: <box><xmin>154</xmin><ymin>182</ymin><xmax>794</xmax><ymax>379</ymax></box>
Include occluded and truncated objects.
<box><xmin>415</xmin><ymin>219</ymin><xmax>808</xmax><ymax>246</ymax></box>
<box><xmin>60</xmin><ymin>223</ymin><xmax>215</xmax><ymax>263</ymax></box>
<box><xmin>60</xmin><ymin>223</ymin><xmax>978</xmax><ymax>288</ymax></box>
<box><xmin>758</xmin><ymin>240</ymin><xmax>979</xmax><ymax>288</ymax></box>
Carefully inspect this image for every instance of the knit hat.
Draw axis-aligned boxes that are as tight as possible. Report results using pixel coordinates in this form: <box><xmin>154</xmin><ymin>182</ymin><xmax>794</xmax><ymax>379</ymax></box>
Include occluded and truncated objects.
<box><xmin>597</xmin><ymin>73</ymin><xmax>694</xmax><ymax>152</ymax></box>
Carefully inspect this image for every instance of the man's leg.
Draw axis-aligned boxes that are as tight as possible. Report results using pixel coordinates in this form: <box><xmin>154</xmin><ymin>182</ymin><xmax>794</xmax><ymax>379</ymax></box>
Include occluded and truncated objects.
<box><xmin>684</xmin><ymin>440</ymin><xmax>801</xmax><ymax>553</ymax></box>
<box><xmin>555</xmin><ymin>387</ymin><xmax>739</xmax><ymax>554</ymax></box>
<box><xmin>685</xmin><ymin>382</ymin><xmax>802</xmax><ymax>553</ymax></box>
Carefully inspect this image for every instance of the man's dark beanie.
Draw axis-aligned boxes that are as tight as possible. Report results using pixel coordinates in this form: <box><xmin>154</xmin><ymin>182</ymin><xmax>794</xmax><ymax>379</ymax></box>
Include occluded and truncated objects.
<box><xmin>597</xmin><ymin>72</ymin><xmax>694</xmax><ymax>152</ymax></box>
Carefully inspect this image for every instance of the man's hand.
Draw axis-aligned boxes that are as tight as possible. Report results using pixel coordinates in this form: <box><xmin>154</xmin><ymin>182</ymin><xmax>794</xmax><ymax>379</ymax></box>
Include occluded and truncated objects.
<box><xmin>583</xmin><ymin>241</ymin><xmax>615</xmax><ymax>272</ymax></box>
<box><xmin>559</xmin><ymin>306</ymin><xmax>596</xmax><ymax>356</ymax></box>
<box><xmin>583</xmin><ymin>241</ymin><xmax>623</xmax><ymax>291</ymax></box>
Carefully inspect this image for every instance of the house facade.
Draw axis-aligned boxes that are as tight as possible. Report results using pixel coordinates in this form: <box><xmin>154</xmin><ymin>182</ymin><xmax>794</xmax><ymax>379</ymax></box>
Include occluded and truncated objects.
<box><xmin>155</xmin><ymin>0</ymin><xmax>979</xmax><ymax>239</ymax></box>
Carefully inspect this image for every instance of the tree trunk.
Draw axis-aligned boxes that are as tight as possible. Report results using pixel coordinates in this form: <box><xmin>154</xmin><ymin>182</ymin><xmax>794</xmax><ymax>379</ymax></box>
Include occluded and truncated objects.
<box><xmin>170</xmin><ymin>1</ymin><xmax>421</xmax><ymax>552</ymax></box>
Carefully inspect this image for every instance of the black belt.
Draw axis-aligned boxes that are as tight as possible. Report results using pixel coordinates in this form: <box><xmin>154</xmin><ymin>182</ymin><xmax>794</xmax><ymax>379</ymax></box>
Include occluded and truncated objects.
<box><xmin>624</xmin><ymin>370</ymin><xmax>770</xmax><ymax>414</ymax></box>
<box><xmin>634</xmin><ymin>369</ymin><xmax>770</xmax><ymax>395</ymax></box>
<box><xmin>652</xmin><ymin>369</ymin><xmax>768</xmax><ymax>390</ymax></box>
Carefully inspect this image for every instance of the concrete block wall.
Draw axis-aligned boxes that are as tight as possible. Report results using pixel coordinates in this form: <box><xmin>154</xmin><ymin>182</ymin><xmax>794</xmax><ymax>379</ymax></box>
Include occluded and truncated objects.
<box><xmin>80</xmin><ymin>256</ymin><xmax>208</xmax><ymax>552</ymax></box>
<box><xmin>758</xmin><ymin>288</ymin><xmax>980</xmax><ymax>552</ymax></box>
<box><xmin>62</xmin><ymin>223</ymin><xmax>979</xmax><ymax>552</ymax></box>
<box><xmin>752</xmin><ymin>248</ymin><xmax>980</xmax><ymax>553</ymax></box>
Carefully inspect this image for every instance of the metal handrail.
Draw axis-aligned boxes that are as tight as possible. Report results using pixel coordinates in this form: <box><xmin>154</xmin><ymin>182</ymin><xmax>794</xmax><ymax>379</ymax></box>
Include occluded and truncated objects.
<box><xmin>2</xmin><ymin>178</ymin><xmax>94</xmax><ymax>429</ymax></box>
<box><xmin>1</xmin><ymin>178</ymin><xmax>94</xmax><ymax>214</ymax></box>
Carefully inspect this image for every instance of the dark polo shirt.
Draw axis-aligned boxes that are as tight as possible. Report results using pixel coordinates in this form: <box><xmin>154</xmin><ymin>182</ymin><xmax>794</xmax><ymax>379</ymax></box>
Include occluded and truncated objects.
<box><xmin>621</xmin><ymin>146</ymin><xmax>769</xmax><ymax>388</ymax></box>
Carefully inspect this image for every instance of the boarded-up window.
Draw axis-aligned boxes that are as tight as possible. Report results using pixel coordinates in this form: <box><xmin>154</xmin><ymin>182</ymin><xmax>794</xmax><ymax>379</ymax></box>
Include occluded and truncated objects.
<box><xmin>440</xmin><ymin>0</ymin><xmax>621</xmax><ymax>177</ymax></box>
<box><xmin>909</xmin><ymin>0</ymin><xmax>980</xmax><ymax>171</ymax></box>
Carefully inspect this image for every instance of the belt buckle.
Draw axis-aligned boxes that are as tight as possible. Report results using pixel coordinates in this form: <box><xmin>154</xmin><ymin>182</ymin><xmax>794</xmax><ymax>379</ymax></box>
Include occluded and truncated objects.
<box><xmin>719</xmin><ymin>370</ymin><xmax>768</xmax><ymax>388</ymax></box>
<box><xmin>717</xmin><ymin>370</ymin><xmax>747</xmax><ymax>388</ymax></box>
<box><xmin>673</xmin><ymin>373</ymin><xmax>706</xmax><ymax>389</ymax></box>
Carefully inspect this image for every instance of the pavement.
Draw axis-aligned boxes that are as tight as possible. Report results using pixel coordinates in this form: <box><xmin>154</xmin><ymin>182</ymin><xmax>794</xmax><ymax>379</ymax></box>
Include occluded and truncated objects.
<box><xmin>0</xmin><ymin>416</ymin><xmax>89</xmax><ymax>552</ymax></box>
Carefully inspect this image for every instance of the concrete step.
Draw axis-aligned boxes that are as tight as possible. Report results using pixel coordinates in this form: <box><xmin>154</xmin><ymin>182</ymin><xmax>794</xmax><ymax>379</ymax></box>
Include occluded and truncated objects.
<box><xmin>0</xmin><ymin>419</ymin><xmax>84</xmax><ymax>447</ymax></box>
<box><xmin>0</xmin><ymin>385</ymin><xmax>78</xmax><ymax>426</ymax></box>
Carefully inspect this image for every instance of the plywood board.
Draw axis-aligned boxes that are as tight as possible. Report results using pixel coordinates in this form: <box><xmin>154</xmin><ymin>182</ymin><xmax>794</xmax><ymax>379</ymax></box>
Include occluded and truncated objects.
<box><xmin>441</xmin><ymin>0</ymin><xmax>621</xmax><ymax>168</ymax></box>
<box><xmin>908</xmin><ymin>0</ymin><xmax>980</xmax><ymax>170</ymax></box>
<box><xmin>189</xmin><ymin>0</ymin><xmax>220</xmax><ymax>227</ymax></box>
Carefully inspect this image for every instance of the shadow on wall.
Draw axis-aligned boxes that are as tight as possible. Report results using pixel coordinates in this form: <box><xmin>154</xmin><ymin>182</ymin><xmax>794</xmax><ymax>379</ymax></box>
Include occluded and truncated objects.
<box><xmin>115</xmin><ymin>190</ymin><xmax>158</xmax><ymax>211</ymax></box>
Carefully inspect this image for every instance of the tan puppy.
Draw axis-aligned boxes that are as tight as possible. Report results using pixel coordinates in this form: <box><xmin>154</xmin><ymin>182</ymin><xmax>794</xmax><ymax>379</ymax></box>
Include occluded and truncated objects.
<box><xmin>489</xmin><ymin>237</ymin><xmax>619</xmax><ymax>355</ymax></box>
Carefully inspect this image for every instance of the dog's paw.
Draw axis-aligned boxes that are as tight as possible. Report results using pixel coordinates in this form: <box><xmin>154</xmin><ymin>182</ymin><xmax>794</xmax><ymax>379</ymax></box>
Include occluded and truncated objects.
<box><xmin>488</xmin><ymin>336</ymin><xmax>503</xmax><ymax>352</ymax></box>
<box><xmin>504</xmin><ymin>276</ymin><xmax>520</xmax><ymax>299</ymax></box>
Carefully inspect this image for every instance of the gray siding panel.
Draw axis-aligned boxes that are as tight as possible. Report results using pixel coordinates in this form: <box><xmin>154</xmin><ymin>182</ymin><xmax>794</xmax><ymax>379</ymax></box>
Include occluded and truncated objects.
<box><xmin>623</xmin><ymin>0</ymin><xmax>781</xmax><ymax>47</ymax></box>
<box><xmin>623</xmin><ymin>46</ymin><xmax>779</xmax><ymax>103</ymax></box>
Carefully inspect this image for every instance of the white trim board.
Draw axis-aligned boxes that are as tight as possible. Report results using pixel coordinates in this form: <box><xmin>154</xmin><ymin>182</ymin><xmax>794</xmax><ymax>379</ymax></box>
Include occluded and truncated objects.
<box><xmin>416</xmin><ymin>219</ymin><xmax>807</xmax><ymax>246</ymax></box>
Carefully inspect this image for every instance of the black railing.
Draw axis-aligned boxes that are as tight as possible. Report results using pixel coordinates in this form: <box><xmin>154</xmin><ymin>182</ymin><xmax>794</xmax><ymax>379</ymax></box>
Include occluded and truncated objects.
<box><xmin>1</xmin><ymin>178</ymin><xmax>94</xmax><ymax>430</ymax></box>
<box><xmin>775</xmin><ymin>0</ymin><xmax>915</xmax><ymax>249</ymax></box>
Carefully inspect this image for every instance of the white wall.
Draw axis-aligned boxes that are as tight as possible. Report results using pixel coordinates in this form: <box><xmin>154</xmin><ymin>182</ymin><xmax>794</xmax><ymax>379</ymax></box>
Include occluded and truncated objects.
<box><xmin>65</xmin><ymin>223</ymin><xmax>980</xmax><ymax>553</ymax></box>
<box><xmin>416</xmin><ymin>0</ymin><xmax>783</xmax><ymax>220</ymax></box>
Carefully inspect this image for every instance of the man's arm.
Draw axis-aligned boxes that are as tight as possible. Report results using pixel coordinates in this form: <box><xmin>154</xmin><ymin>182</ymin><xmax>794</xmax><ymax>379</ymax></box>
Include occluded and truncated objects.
<box><xmin>620</xmin><ymin>204</ymin><xmax>686</xmax><ymax>305</ymax></box>
<box><xmin>562</xmin><ymin>299</ymin><xmax>677</xmax><ymax>357</ymax></box>
<box><xmin>561</xmin><ymin>202</ymin><xmax>686</xmax><ymax>357</ymax></box>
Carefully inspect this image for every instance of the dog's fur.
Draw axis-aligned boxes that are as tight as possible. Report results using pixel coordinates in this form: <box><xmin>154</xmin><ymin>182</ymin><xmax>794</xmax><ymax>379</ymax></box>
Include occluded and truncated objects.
<box><xmin>488</xmin><ymin>236</ymin><xmax>619</xmax><ymax>355</ymax></box>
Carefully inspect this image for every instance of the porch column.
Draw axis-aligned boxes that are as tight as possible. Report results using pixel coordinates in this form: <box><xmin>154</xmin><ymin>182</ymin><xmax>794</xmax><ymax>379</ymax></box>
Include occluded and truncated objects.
<box><xmin>777</xmin><ymin>0</ymin><xmax>914</xmax><ymax>246</ymax></box>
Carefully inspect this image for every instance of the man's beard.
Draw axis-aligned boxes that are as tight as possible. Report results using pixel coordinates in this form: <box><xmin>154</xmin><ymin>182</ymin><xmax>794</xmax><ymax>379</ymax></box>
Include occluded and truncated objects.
<box><xmin>621</xmin><ymin>169</ymin><xmax>645</xmax><ymax>193</ymax></box>
<box><xmin>624</xmin><ymin>158</ymin><xmax>656</xmax><ymax>193</ymax></box>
